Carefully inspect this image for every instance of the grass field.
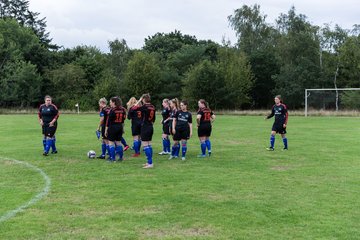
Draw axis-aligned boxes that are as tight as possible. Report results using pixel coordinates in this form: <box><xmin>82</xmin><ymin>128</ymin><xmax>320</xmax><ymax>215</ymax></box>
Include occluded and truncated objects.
<box><xmin>0</xmin><ymin>114</ymin><xmax>360</xmax><ymax>239</ymax></box>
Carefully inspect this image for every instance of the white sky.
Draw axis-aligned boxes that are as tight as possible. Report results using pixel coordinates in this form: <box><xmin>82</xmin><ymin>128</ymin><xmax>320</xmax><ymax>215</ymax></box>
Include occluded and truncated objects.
<box><xmin>29</xmin><ymin>0</ymin><xmax>359</xmax><ymax>52</ymax></box>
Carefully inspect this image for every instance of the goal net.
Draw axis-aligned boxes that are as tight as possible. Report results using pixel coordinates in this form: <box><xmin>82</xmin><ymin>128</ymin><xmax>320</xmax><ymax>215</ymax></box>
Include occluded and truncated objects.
<box><xmin>305</xmin><ymin>88</ymin><xmax>360</xmax><ymax>116</ymax></box>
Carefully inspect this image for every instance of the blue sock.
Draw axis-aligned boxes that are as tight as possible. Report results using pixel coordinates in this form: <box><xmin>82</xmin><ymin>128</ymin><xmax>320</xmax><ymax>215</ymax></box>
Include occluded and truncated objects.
<box><xmin>283</xmin><ymin>138</ymin><xmax>288</xmax><ymax>149</ymax></box>
<box><xmin>144</xmin><ymin>146</ymin><xmax>152</xmax><ymax>164</ymax></box>
<box><xmin>45</xmin><ymin>139</ymin><xmax>52</xmax><ymax>153</ymax></box>
<box><xmin>162</xmin><ymin>138</ymin><xmax>167</xmax><ymax>152</ymax></box>
<box><xmin>201</xmin><ymin>141</ymin><xmax>206</xmax><ymax>155</ymax></box>
<box><xmin>42</xmin><ymin>138</ymin><xmax>46</xmax><ymax>151</ymax></box>
<box><xmin>101</xmin><ymin>143</ymin><xmax>106</xmax><ymax>156</ymax></box>
<box><xmin>109</xmin><ymin>145</ymin><xmax>115</xmax><ymax>160</ymax></box>
<box><xmin>166</xmin><ymin>139</ymin><xmax>171</xmax><ymax>152</ymax></box>
<box><xmin>135</xmin><ymin>140</ymin><xmax>141</xmax><ymax>154</ymax></box>
<box><xmin>115</xmin><ymin>145</ymin><xmax>123</xmax><ymax>160</ymax></box>
<box><xmin>205</xmin><ymin>139</ymin><xmax>211</xmax><ymax>154</ymax></box>
<box><xmin>175</xmin><ymin>144</ymin><xmax>180</xmax><ymax>157</ymax></box>
<box><xmin>182</xmin><ymin>141</ymin><xmax>187</xmax><ymax>157</ymax></box>
<box><xmin>106</xmin><ymin>144</ymin><xmax>110</xmax><ymax>155</ymax></box>
<box><xmin>121</xmin><ymin>137</ymin><xmax>128</xmax><ymax>147</ymax></box>
<box><xmin>133</xmin><ymin>140</ymin><xmax>137</xmax><ymax>153</ymax></box>
<box><xmin>51</xmin><ymin>138</ymin><xmax>57</xmax><ymax>152</ymax></box>
<box><xmin>270</xmin><ymin>135</ymin><xmax>275</xmax><ymax>148</ymax></box>
<box><xmin>171</xmin><ymin>145</ymin><xmax>177</xmax><ymax>156</ymax></box>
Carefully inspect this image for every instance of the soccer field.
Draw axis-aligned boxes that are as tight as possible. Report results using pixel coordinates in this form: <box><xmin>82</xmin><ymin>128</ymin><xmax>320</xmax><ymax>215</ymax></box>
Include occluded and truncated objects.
<box><xmin>0</xmin><ymin>114</ymin><xmax>359</xmax><ymax>239</ymax></box>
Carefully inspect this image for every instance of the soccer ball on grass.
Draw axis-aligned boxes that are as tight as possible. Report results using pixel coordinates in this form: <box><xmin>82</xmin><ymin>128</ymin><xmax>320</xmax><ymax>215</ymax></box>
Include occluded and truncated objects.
<box><xmin>87</xmin><ymin>150</ymin><xmax>96</xmax><ymax>159</ymax></box>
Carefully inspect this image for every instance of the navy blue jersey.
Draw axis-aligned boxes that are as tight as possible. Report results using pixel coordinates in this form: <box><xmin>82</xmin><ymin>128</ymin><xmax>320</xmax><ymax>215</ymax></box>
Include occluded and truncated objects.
<box><xmin>267</xmin><ymin>104</ymin><xmax>288</xmax><ymax>125</ymax></box>
<box><xmin>197</xmin><ymin>107</ymin><xmax>214</xmax><ymax>125</ymax></box>
<box><xmin>174</xmin><ymin>110</ymin><xmax>192</xmax><ymax>130</ymax></box>
<box><xmin>161</xmin><ymin>107</ymin><xmax>171</xmax><ymax>124</ymax></box>
<box><xmin>106</xmin><ymin>106</ymin><xmax>126</xmax><ymax>127</ymax></box>
<box><xmin>128</xmin><ymin>106</ymin><xmax>142</xmax><ymax>125</ymax></box>
<box><xmin>168</xmin><ymin>109</ymin><xmax>177</xmax><ymax>127</ymax></box>
<box><xmin>100</xmin><ymin>106</ymin><xmax>110</xmax><ymax>127</ymax></box>
<box><xmin>139</xmin><ymin>103</ymin><xmax>156</xmax><ymax>125</ymax></box>
<box><xmin>38</xmin><ymin>104</ymin><xmax>59</xmax><ymax>124</ymax></box>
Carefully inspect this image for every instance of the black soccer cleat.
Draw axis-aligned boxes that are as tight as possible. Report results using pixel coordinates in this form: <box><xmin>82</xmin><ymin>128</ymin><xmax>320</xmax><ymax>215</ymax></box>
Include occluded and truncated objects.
<box><xmin>43</xmin><ymin>152</ymin><xmax>49</xmax><ymax>156</ymax></box>
<box><xmin>51</xmin><ymin>150</ymin><xmax>58</xmax><ymax>154</ymax></box>
<box><xmin>266</xmin><ymin>147</ymin><xmax>274</xmax><ymax>151</ymax></box>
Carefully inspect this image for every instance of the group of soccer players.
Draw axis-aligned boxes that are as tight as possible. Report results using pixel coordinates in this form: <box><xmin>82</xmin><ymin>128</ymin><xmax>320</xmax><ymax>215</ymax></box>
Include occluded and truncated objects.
<box><xmin>38</xmin><ymin>94</ymin><xmax>288</xmax><ymax>168</ymax></box>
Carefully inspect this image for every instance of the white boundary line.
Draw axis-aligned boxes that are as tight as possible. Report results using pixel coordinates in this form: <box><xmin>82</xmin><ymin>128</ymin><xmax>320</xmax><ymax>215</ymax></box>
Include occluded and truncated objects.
<box><xmin>0</xmin><ymin>157</ymin><xmax>51</xmax><ymax>223</ymax></box>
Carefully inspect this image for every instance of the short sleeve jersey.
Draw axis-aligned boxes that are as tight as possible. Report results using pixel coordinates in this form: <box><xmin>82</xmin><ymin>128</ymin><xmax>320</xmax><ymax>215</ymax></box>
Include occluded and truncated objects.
<box><xmin>161</xmin><ymin>107</ymin><xmax>171</xmax><ymax>124</ymax></box>
<box><xmin>197</xmin><ymin>107</ymin><xmax>214</xmax><ymax>125</ymax></box>
<box><xmin>175</xmin><ymin>110</ymin><xmax>192</xmax><ymax>130</ymax></box>
<box><xmin>100</xmin><ymin>106</ymin><xmax>110</xmax><ymax>127</ymax></box>
<box><xmin>140</xmin><ymin>103</ymin><xmax>156</xmax><ymax>125</ymax></box>
<box><xmin>38</xmin><ymin>104</ymin><xmax>59</xmax><ymax>124</ymax></box>
<box><xmin>128</xmin><ymin>106</ymin><xmax>142</xmax><ymax>125</ymax></box>
<box><xmin>106</xmin><ymin>106</ymin><xmax>126</xmax><ymax>127</ymax></box>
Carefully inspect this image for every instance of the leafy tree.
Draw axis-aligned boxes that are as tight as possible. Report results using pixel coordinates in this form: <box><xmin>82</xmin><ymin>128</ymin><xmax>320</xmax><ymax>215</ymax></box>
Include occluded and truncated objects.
<box><xmin>338</xmin><ymin>33</ymin><xmax>360</xmax><ymax>87</ymax></box>
<box><xmin>183</xmin><ymin>60</ymin><xmax>226</xmax><ymax>109</ymax></box>
<box><xmin>143</xmin><ymin>30</ymin><xmax>198</xmax><ymax>60</ymax></box>
<box><xmin>228</xmin><ymin>4</ymin><xmax>280</xmax><ymax>108</ymax></box>
<box><xmin>108</xmin><ymin>38</ymin><xmax>132</xmax><ymax>79</ymax></box>
<box><xmin>45</xmin><ymin>64</ymin><xmax>88</xmax><ymax>109</ymax></box>
<box><xmin>0</xmin><ymin>60</ymin><xmax>41</xmax><ymax>107</ymax></box>
<box><xmin>0</xmin><ymin>0</ymin><xmax>56</xmax><ymax>49</ymax></box>
<box><xmin>93</xmin><ymin>69</ymin><xmax>122</xmax><ymax>104</ymax></box>
<box><xmin>218</xmin><ymin>47</ymin><xmax>254</xmax><ymax>109</ymax></box>
<box><xmin>273</xmin><ymin>6</ymin><xmax>321</xmax><ymax>108</ymax></box>
<box><xmin>124</xmin><ymin>51</ymin><xmax>162</xmax><ymax>102</ymax></box>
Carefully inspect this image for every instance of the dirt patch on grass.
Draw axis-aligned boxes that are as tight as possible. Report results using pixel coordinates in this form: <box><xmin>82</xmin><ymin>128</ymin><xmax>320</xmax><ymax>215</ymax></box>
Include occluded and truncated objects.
<box><xmin>271</xmin><ymin>166</ymin><xmax>291</xmax><ymax>171</ymax></box>
<box><xmin>141</xmin><ymin>226</ymin><xmax>215</xmax><ymax>238</ymax></box>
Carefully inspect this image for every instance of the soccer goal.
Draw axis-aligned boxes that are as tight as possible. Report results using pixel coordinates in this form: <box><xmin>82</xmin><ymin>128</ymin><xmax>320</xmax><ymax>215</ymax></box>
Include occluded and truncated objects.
<box><xmin>305</xmin><ymin>88</ymin><xmax>360</xmax><ymax>116</ymax></box>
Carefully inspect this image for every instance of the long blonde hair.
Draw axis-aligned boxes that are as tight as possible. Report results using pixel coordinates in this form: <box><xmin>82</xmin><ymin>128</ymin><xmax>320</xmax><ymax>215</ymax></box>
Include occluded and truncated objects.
<box><xmin>170</xmin><ymin>98</ymin><xmax>180</xmax><ymax>110</ymax></box>
<box><xmin>127</xmin><ymin>97</ymin><xmax>137</xmax><ymax>109</ymax></box>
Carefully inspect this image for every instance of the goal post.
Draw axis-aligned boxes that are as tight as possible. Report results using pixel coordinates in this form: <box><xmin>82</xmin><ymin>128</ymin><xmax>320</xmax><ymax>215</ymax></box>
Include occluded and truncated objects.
<box><xmin>305</xmin><ymin>88</ymin><xmax>360</xmax><ymax>117</ymax></box>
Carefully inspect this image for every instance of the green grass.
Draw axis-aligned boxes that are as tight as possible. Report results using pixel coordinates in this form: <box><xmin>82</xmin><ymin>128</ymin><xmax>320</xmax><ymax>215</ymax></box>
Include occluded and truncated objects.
<box><xmin>0</xmin><ymin>114</ymin><xmax>360</xmax><ymax>239</ymax></box>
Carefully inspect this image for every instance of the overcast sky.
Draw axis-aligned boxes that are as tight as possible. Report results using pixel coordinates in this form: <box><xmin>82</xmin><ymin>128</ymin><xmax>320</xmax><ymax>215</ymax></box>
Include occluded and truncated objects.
<box><xmin>29</xmin><ymin>0</ymin><xmax>359</xmax><ymax>52</ymax></box>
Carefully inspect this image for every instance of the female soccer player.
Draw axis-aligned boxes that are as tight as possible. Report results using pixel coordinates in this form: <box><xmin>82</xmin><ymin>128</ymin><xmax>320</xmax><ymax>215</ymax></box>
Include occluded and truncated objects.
<box><xmin>158</xmin><ymin>98</ymin><xmax>171</xmax><ymax>155</ymax></box>
<box><xmin>265</xmin><ymin>95</ymin><xmax>288</xmax><ymax>151</ymax></box>
<box><xmin>97</xmin><ymin>97</ymin><xmax>110</xmax><ymax>159</ymax></box>
<box><xmin>38</xmin><ymin>95</ymin><xmax>59</xmax><ymax>156</ymax></box>
<box><xmin>127</xmin><ymin>97</ymin><xmax>142</xmax><ymax>157</ymax></box>
<box><xmin>168</xmin><ymin>98</ymin><xmax>180</xmax><ymax>158</ymax></box>
<box><xmin>197</xmin><ymin>99</ymin><xmax>215</xmax><ymax>157</ymax></box>
<box><xmin>105</xmin><ymin>97</ymin><xmax>127</xmax><ymax>162</ymax></box>
<box><xmin>169</xmin><ymin>100</ymin><xmax>192</xmax><ymax>161</ymax></box>
<box><xmin>135</xmin><ymin>94</ymin><xmax>156</xmax><ymax>168</ymax></box>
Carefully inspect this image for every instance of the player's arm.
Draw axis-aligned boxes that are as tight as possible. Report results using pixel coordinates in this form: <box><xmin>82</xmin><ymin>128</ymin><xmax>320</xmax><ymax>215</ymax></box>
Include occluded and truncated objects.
<box><xmin>189</xmin><ymin>123</ymin><xmax>193</xmax><ymax>138</ymax></box>
<box><xmin>265</xmin><ymin>106</ymin><xmax>275</xmax><ymax>120</ymax></box>
<box><xmin>38</xmin><ymin>105</ymin><xmax>43</xmax><ymax>126</ymax></box>
<box><xmin>172</xmin><ymin>117</ymin><xmax>176</xmax><ymax>134</ymax></box>
<box><xmin>283</xmin><ymin>106</ymin><xmax>288</xmax><ymax>127</ymax></box>
<box><xmin>49</xmin><ymin>105</ymin><xmax>59</xmax><ymax>127</ymax></box>
<box><xmin>211</xmin><ymin>113</ymin><xmax>216</xmax><ymax>123</ymax></box>
<box><xmin>196</xmin><ymin>114</ymin><xmax>201</xmax><ymax>127</ymax></box>
<box><xmin>98</xmin><ymin>116</ymin><xmax>104</xmax><ymax>131</ymax></box>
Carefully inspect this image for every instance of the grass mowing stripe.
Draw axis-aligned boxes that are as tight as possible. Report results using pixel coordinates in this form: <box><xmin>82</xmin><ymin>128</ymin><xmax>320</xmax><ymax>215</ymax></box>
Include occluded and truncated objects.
<box><xmin>0</xmin><ymin>157</ymin><xmax>51</xmax><ymax>223</ymax></box>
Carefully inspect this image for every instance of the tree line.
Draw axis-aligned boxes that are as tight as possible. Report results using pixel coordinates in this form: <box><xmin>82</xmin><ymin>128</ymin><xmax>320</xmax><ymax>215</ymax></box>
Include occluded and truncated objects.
<box><xmin>1</xmin><ymin>1</ymin><xmax>359</xmax><ymax>110</ymax></box>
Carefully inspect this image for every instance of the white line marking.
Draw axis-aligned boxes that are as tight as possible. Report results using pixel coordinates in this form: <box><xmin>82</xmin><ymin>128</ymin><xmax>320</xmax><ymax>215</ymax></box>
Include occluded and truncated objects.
<box><xmin>0</xmin><ymin>157</ymin><xmax>51</xmax><ymax>223</ymax></box>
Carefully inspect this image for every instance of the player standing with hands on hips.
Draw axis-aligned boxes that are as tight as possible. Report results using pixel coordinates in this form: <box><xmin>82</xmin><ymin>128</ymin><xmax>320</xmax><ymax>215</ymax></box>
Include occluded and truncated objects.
<box><xmin>265</xmin><ymin>95</ymin><xmax>288</xmax><ymax>151</ymax></box>
<box><xmin>38</xmin><ymin>95</ymin><xmax>59</xmax><ymax>156</ymax></box>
